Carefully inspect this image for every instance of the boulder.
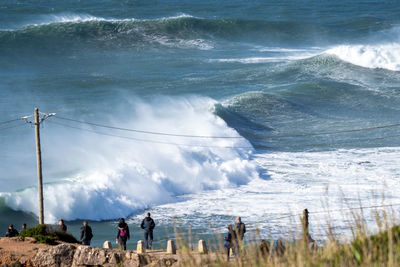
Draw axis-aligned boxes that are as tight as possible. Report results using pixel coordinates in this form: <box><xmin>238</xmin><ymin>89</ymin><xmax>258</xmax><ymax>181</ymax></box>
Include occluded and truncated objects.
<box><xmin>103</xmin><ymin>240</ymin><xmax>112</xmax><ymax>249</ymax></box>
<box><xmin>137</xmin><ymin>240</ymin><xmax>146</xmax><ymax>253</ymax></box>
<box><xmin>72</xmin><ymin>245</ymin><xmax>108</xmax><ymax>266</ymax></box>
<box><xmin>166</xmin><ymin>240</ymin><xmax>176</xmax><ymax>254</ymax></box>
<box><xmin>198</xmin><ymin>240</ymin><xmax>208</xmax><ymax>254</ymax></box>
<box><xmin>32</xmin><ymin>243</ymin><xmax>76</xmax><ymax>267</ymax></box>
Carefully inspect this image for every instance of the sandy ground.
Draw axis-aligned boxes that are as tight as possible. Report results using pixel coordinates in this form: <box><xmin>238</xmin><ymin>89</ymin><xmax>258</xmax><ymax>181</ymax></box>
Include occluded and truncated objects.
<box><xmin>0</xmin><ymin>237</ymin><xmax>49</xmax><ymax>265</ymax></box>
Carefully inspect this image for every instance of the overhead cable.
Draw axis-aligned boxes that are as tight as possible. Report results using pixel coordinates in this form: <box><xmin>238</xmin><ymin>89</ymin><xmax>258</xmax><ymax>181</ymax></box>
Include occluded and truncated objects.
<box><xmin>0</xmin><ymin>118</ymin><xmax>23</xmax><ymax>126</ymax></box>
<box><xmin>0</xmin><ymin>123</ymin><xmax>27</xmax><ymax>131</ymax></box>
<box><xmin>46</xmin><ymin>120</ymin><xmax>253</xmax><ymax>149</ymax></box>
<box><xmin>53</xmin><ymin>115</ymin><xmax>245</xmax><ymax>139</ymax></box>
<box><xmin>268</xmin><ymin>203</ymin><xmax>400</xmax><ymax>222</ymax></box>
<box><xmin>54</xmin><ymin>115</ymin><xmax>400</xmax><ymax>140</ymax></box>
<box><xmin>247</xmin><ymin>122</ymin><xmax>400</xmax><ymax>139</ymax></box>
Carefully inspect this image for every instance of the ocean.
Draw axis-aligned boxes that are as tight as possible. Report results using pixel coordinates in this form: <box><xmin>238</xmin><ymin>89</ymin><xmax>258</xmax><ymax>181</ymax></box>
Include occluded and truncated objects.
<box><xmin>1</xmin><ymin>0</ymin><xmax>400</xmax><ymax>248</ymax></box>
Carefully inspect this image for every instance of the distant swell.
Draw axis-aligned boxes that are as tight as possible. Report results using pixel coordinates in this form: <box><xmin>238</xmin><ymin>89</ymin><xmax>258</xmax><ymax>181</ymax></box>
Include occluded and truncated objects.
<box><xmin>0</xmin><ymin>13</ymin><xmax>339</xmax><ymax>50</ymax></box>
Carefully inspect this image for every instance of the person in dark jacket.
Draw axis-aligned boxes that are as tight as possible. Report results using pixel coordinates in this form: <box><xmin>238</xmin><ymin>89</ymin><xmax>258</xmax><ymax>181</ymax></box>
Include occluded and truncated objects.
<box><xmin>224</xmin><ymin>224</ymin><xmax>237</xmax><ymax>261</ymax></box>
<box><xmin>59</xmin><ymin>219</ymin><xmax>67</xmax><ymax>232</ymax></box>
<box><xmin>116</xmin><ymin>218</ymin><xmax>130</xmax><ymax>250</ymax></box>
<box><xmin>234</xmin><ymin>216</ymin><xmax>246</xmax><ymax>241</ymax></box>
<box><xmin>5</xmin><ymin>224</ymin><xmax>19</xmax><ymax>237</ymax></box>
<box><xmin>140</xmin><ymin>212</ymin><xmax>155</xmax><ymax>249</ymax></box>
<box><xmin>80</xmin><ymin>220</ymin><xmax>93</xmax><ymax>245</ymax></box>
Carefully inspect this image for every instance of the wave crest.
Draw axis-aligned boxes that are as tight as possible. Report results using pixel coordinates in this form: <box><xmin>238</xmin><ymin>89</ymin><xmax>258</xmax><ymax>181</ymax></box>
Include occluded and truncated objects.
<box><xmin>326</xmin><ymin>44</ymin><xmax>400</xmax><ymax>71</ymax></box>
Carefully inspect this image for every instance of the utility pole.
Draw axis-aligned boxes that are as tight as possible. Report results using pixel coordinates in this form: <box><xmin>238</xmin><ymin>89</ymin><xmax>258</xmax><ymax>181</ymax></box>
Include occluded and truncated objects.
<box><xmin>34</xmin><ymin>108</ymin><xmax>44</xmax><ymax>225</ymax></box>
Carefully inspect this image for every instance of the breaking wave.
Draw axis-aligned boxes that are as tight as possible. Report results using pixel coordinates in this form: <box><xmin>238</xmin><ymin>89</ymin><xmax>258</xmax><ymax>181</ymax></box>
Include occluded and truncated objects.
<box><xmin>326</xmin><ymin>44</ymin><xmax>400</xmax><ymax>71</ymax></box>
<box><xmin>0</xmin><ymin>96</ymin><xmax>258</xmax><ymax>223</ymax></box>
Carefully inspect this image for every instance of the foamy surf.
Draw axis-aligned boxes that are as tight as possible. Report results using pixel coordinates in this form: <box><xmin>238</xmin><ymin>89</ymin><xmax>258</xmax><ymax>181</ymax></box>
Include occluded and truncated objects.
<box><xmin>326</xmin><ymin>44</ymin><xmax>400</xmax><ymax>71</ymax></box>
<box><xmin>137</xmin><ymin>146</ymin><xmax>400</xmax><ymax>241</ymax></box>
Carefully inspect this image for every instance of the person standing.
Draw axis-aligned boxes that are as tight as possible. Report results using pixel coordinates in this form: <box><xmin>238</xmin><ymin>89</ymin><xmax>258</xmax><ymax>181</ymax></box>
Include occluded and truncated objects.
<box><xmin>234</xmin><ymin>216</ymin><xmax>246</xmax><ymax>241</ymax></box>
<box><xmin>223</xmin><ymin>224</ymin><xmax>237</xmax><ymax>261</ymax></box>
<box><xmin>59</xmin><ymin>219</ymin><xmax>67</xmax><ymax>232</ymax></box>
<box><xmin>80</xmin><ymin>220</ymin><xmax>93</xmax><ymax>246</ymax></box>
<box><xmin>21</xmin><ymin>223</ymin><xmax>27</xmax><ymax>232</ymax></box>
<box><xmin>5</xmin><ymin>224</ymin><xmax>19</xmax><ymax>237</ymax></box>
<box><xmin>116</xmin><ymin>218</ymin><xmax>130</xmax><ymax>250</ymax></box>
<box><xmin>140</xmin><ymin>212</ymin><xmax>155</xmax><ymax>249</ymax></box>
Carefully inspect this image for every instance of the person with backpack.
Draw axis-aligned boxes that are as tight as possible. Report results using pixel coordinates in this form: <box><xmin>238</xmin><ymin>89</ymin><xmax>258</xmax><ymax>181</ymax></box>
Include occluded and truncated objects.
<box><xmin>140</xmin><ymin>212</ymin><xmax>155</xmax><ymax>249</ymax></box>
<box><xmin>234</xmin><ymin>216</ymin><xmax>246</xmax><ymax>241</ymax></box>
<box><xmin>80</xmin><ymin>220</ymin><xmax>93</xmax><ymax>246</ymax></box>
<box><xmin>116</xmin><ymin>218</ymin><xmax>130</xmax><ymax>250</ymax></box>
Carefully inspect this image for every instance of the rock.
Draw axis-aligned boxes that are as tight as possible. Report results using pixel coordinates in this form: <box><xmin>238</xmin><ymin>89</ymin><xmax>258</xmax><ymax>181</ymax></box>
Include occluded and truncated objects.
<box><xmin>123</xmin><ymin>251</ymin><xmax>141</xmax><ymax>267</ymax></box>
<box><xmin>72</xmin><ymin>245</ymin><xmax>107</xmax><ymax>266</ymax></box>
<box><xmin>103</xmin><ymin>240</ymin><xmax>112</xmax><ymax>249</ymax></box>
<box><xmin>32</xmin><ymin>243</ymin><xmax>76</xmax><ymax>267</ymax></box>
<box><xmin>138</xmin><ymin>254</ymin><xmax>178</xmax><ymax>267</ymax></box>
<box><xmin>166</xmin><ymin>240</ymin><xmax>176</xmax><ymax>254</ymax></box>
<box><xmin>137</xmin><ymin>240</ymin><xmax>146</xmax><ymax>253</ymax></box>
<box><xmin>198</xmin><ymin>240</ymin><xmax>208</xmax><ymax>254</ymax></box>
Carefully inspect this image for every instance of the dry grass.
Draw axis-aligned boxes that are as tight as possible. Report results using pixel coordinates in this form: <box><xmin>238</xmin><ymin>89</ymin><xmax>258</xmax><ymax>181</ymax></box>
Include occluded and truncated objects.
<box><xmin>167</xmin><ymin>207</ymin><xmax>400</xmax><ymax>266</ymax></box>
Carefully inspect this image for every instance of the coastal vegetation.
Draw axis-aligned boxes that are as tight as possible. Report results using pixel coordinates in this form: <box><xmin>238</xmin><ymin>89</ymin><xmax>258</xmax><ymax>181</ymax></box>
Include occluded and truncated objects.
<box><xmin>19</xmin><ymin>224</ymin><xmax>78</xmax><ymax>245</ymax></box>
<box><xmin>172</xmin><ymin>209</ymin><xmax>400</xmax><ymax>266</ymax></box>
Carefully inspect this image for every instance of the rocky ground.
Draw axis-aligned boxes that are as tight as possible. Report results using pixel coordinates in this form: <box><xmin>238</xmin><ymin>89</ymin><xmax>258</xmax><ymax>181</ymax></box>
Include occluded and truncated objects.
<box><xmin>0</xmin><ymin>237</ymin><xmax>183</xmax><ymax>267</ymax></box>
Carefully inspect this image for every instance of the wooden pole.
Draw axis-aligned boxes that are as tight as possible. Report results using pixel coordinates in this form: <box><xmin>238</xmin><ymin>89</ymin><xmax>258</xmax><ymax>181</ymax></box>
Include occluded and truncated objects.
<box><xmin>34</xmin><ymin>108</ymin><xmax>44</xmax><ymax>225</ymax></box>
<box><xmin>302</xmin><ymin>209</ymin><xmax>309</xmax><ymax>243</ymax></box>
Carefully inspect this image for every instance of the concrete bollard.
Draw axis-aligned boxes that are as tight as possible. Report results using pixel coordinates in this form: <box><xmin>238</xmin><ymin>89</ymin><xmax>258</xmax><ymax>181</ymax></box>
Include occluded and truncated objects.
<box><xmin>198</xmin><ymin>240</ymin><xmax>208</xmax><ymax>254</ymax></box>
<box><xmin>103</xmin><ymin>241</ymin><xmax>112</xmax><ymax>249</ymax></box>
<box><xmin>137</xmin><ymin>240</ymin><xmax>146</xmax><ymax>253</ymax></box>
<box><xmin>167</xmin><ymin>240</ymin><xmax>176</xmax><ymax>254</ymax></box>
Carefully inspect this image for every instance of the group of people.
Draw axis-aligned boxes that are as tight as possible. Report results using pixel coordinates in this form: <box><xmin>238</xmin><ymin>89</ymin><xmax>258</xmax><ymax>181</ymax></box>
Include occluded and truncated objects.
<box><xmin>58</xmin><ymin>219</ymin><xmax>93</xmax><ymax>245</ymax></box>
<box><xmin>56</xmin><ymin>212</ymin><xmax>155</xmax><ymax>250</ymax></box>
<box><xmin>223</xmin><ymin>216</ymin><xmax>247</xmax><ymax>260</ymax></box>
<box><xmin>5</xmin><ymin>223</ymin><xmax>25</xmax><ymax>237</ymax></box>
<box><xmin>5</xmin><ymin>213</ymin><xmax>246</xmax><ymax>260</ymax></box>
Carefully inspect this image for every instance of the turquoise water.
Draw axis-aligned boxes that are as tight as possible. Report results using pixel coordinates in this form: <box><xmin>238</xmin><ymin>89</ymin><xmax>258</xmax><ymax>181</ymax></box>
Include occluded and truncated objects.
<box><xmin>1</xmin><ymin>1</ymin><xmax>400</xmax><ymax>246</ymax></box>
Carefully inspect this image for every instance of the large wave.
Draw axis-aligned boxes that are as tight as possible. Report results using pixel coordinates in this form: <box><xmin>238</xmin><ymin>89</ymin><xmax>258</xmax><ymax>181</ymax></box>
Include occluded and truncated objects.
<box><xmin>211</xmin><ymin>43</ymin><xmax>400</xmax><ymax>72</ymax></box>
<box><xmin>0</xmin><ymin>13</ymin><xmax>346</xmax><ymax>51</ymax></box>
<box><xmin>0</xmin><ymin>96</ymin><xmax>258</xmax><ymax>223</ymax></box>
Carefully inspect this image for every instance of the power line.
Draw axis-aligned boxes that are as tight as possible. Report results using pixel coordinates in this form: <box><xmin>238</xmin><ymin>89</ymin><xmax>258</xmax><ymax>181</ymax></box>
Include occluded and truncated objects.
<box><xmin>46</xmin><ymin>120</ymin><xmax>254</xmax><ymax>149</ymax></box>
<box><xmin>257</xmin><ymin>133</ymin><xmax>400</xmax><ymax>151</ymax></box>
<box><xmin>54</xmin><ymin>115</ymin><xmax>400</xmax><ymax>140</ymax></box>
<box><xmin>246</xmin><ymin>123</ymin><xmax>400</xmax><ymax>139</ymax></box>
<box><xmin>0</xmin><ymin>123</ymin><xmax>26</xmax><ymax>131</ymax></box>
<box><xmin>53</xmin><ymin>115</ymin><xmax>245</xmax><ymax>139</ymax></box>
<box><xmin>0</xmin><ymin>118</ymin><xmax>22</xmax><ymax>126</ymax></box>
<box><xmin>308</xmin><ymin>203</ymin><xmax>400</xmax><ymax>215</ymax></box>
<box><xmin>268</xmin><ymin>203</ymin><xmax>400</xmax><ymax>222</ymax></box>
